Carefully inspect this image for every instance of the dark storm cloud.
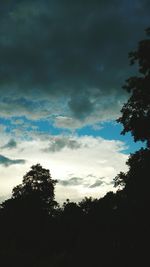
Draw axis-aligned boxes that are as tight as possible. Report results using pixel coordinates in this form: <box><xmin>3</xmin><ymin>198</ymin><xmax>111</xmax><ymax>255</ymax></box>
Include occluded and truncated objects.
<box><xmin>1</xmin><ymin>139</ymin><xmax>17</xmax><ymax>149</ymax></box>
<box><xmin>0</xmin><ymin>155</ymin><xmax>25</xmax><ymax>167</ymax></box>
<box><xmin>68</xmin><ymin>95</ymin><xmax>94</xmax><ymax>119</ymax></box>
<box><xmin>0</xmin><ymin>0</ymin><xmax>149</xmax><ymax>125</ymax></box>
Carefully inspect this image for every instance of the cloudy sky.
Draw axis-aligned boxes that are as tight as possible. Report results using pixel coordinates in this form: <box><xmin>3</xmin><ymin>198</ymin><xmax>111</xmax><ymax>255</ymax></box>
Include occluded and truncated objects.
<box><xmin>0</xmin><ymin>0</ymin><xmax>149</xmax><ymax>203</ymax></box>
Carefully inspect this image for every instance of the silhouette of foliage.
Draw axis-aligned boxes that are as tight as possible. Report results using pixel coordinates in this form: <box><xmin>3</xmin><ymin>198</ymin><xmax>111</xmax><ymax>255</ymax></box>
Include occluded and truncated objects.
<box><xmin>117</xmin><ymin>28</ymin><xmax>150</xmax><ymax>146</ymax></box>
<box><xmin>114</xmin><ymin>148</ymin><xmax>150</xmax><ymax>204</ymax></box>
<box><xmin>11</xmin><ymin>164</ymin><xmax>58</xmax><ymax>213</ymax></box>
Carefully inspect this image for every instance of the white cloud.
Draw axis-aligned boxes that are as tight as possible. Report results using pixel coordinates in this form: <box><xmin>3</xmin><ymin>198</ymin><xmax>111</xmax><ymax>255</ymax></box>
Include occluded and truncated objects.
<box><xmin>54</xmin><ymin>116</ymin><xmax>83</xmax><ymax>130</ymax></box>
<box><xmin>0</xmin><ymin>134</ymin><xmax>128</xmax><ymax>203</ymax></box>
<box><xmin>0</xmin><ymin>124</ymin><xmax>7</xmax><ymax>133</ymax></box>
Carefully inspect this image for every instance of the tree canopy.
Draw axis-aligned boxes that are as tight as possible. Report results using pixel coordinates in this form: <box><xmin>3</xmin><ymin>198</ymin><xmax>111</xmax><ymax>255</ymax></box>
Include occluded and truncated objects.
<box><xmin>115</xmin><ymin>29</ymin><xmax>150</xmax><ymax>199</ymax></box>
<box><xmin>117</xmin><ymin>28</ymin><xmax>150</xmax><ymax>146</ymax></box>
<box><xmin>11</xmin><ymin>164</ymin><xmax>57</xmax><ymax>213</ymax></box>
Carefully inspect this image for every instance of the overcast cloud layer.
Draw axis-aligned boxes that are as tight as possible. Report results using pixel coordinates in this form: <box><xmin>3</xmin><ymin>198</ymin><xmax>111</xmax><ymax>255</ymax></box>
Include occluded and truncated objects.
<box><xmin>0</xmin><ymin>0</ymin><xmax>149</xmax><ymax>128</ymax></box>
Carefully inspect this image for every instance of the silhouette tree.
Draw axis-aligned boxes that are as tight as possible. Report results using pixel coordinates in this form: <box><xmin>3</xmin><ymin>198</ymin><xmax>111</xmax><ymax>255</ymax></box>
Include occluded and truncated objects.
<box><xmin>114</xmin><ymin>148</ymin><xmax>150</xmax><ymax>201</ymax></box>
<box><xmin>0</xmin><ymin>164</ymin><xmax>59</xmax><ymax>267</ymax></box>
<box><xmin>115</xmin><ymin>28</ymin><xmax>150</xmax><ymax>191</ymax></box>
<box><xmin>117</xmin><ymin>28</ymin><xmax>150</xmax><ymax>146</ymax></box>
<box><xmin>78</xmin><ymin>196</ymin><xmax>98</xmax><ymax>215</ymax></box>
<box><xmin>113</xmin><ymin>30</ymin><xmax>150</xmax><ymax>266</ymax></box>
<box><xmin>11</xmin><ymin>164</ymin><xmax>58</xmax><ymax>213</ymax></box>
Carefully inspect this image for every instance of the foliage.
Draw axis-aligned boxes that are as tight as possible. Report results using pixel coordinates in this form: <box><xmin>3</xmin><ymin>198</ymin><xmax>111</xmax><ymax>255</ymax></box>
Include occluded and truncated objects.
<box><xmin>117</xmin><ymin>28</ymin><xmax>150</xmax><ymax>146</ymax></box>
<box><xmin>114</xmin><ymin>148</ymin><xmax>150</xmax><ymax>204</ymax></box>
<box><xmin>115</xmin><ymin>28</ymin><xmax>150</xmax><ymax>193</ymax></box>
<box><xmin>11</xmin><ymin>164</ymin><xmax>58</xmax><ymax>213</ymax></box>
<box><xmin>78</xmin><ymin>196</ymin><xmax>98</xmax><ymax>214</ymax></box>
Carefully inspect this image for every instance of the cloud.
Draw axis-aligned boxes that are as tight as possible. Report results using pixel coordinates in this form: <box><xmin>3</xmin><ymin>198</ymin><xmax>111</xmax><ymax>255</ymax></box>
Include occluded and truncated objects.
<box><xmin>0</xmin><ymin>134</ymin><xmax>128</xmax><ymax>202</ymax></box>
<box><xmin>58</xmin><ymin>175</ymin><xmax>108</xmax><ymax>189</ymax></box>
<box><xmin>44</xmin><ymin>135</ymin><xmax>83</xmax><ymax>152</ymax></box>
<box><xmin>0</xmin><ymin>155</ymin><xmax>25</xmax><ymax>167</ymax></box>
<box><xmin>58</xmin><ymin>177</ymin><xmax>83</xmax><ymax>186</ymax></box>
<box><xmin>1</xmin><ymin>139</ymin><xmax>17</xmax><ymax>149</ymax></box>
<box><xmin>0</xmin><ymin>124</ymin><xmax>7</xmax><ymax>133</ymax></box>
<box><xmin>0</xmin><ymin>195</ymin><xmax>6</xmax><ymax>204</ymax></box>
<box><xmin>68</xmin><ymin>95</ymin><xmax>94</xmax><ymax>119</ymax></box>
<box><xmin>0</xmin><ymin>0</ymin><xmax>149</xmax><ymax>128</ymax></box>
<box><xmin>54</xmin><ymin>116</ymin><xmax>83</xmax><ymax>130</ymax></box>
<box><xmin>89</xmin><ymin>179</ymin><xmax>104</xmax><ymax>188</ymax></box>
<box><xmin>12</xmin><ymin>118</ymin><xmax>26</xmax><ymax>125</ymax></box>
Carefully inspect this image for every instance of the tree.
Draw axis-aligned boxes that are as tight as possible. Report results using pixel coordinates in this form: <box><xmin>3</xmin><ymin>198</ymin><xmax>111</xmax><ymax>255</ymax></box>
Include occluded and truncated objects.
<box><xmin>0</xmin><ymin>164</ymin><xmax>58</xmax><ymax>264</ymax></box>
<box><xmin>114</xmin><ymin>148</ymin><xmax>150</xmax><ymax>200</ymax></box>
<box><xmin>78</xmin><ymin>197</ymin><xmax>98</xmax><ymax>215</ymax></box>
<box><xmin>114</xmin><ymin>28</ymin><xmax>150</xmax><ymax>199</ymax></box>
<box><xmin>11</xmin><ymin>164</ymin><xmax>58</xmax><ymax>213</ymax></box>
<box><xmin>117</xmin><ymin>28</ymin><xmax>150</xmax><ymax>146</ymax></box>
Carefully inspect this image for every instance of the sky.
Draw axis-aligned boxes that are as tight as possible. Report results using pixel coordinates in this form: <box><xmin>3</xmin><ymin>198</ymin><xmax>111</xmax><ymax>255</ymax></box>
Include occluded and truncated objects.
<box><xmin>0</xmin><ymin>0</ymin><xmax>149</xmax><ymax>204</ymax></box>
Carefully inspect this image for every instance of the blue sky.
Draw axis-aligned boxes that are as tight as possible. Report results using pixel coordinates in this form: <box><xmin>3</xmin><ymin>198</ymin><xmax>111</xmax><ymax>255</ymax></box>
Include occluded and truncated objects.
<box><xmin>0</xmin><ymin>116</ymin><xmax>145</xmax><ymax>153</ymax></box>
<box><xmin>0</xmin><ymin>0</ymin><xmax>149</xmax><ymax>203</ymax></box>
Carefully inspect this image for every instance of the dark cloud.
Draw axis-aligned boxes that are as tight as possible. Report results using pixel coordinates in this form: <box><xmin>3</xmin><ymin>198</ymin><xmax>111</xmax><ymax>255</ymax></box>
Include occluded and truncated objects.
<box><xmin>58</xmin><ymin>175</ymin><xmax>107</xmax><ymax>188</ymax></box>
<box><xmin>89</xmin><ymin>179</ymin><xmax>104</xmax><ymax>188</ymax></box>
<box><xmin>0</xmin><ymin>154</ymin><xmax>25</xmax><ymax>167</ymax></box>
<box><xmin>1</xmin><ymin>139</ymin><xmax>17</xmax><ymax>149</ymax></box>
<box><xmin>58</xmin><ymin>177</ymin><xmax>83</xmax><ymax>186</ymax></box>
<box><xmin>68</xmin><ymin>95</ymin><xmax>94</xmax><ymax>119</ymax></box>
<box><xmin>44</xmin><ymin>136</ymin><xmax>82</xmax><ymax>152</ymax></box>
<box><xmin>0</xmin><ymin>0</ymin><xmax>149</xmax><ymax>126</ymax></box>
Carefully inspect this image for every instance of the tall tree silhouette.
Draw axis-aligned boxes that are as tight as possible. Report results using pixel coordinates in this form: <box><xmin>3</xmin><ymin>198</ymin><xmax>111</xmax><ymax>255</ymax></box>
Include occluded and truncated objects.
<box><xmin>114</xmin><ymin>148</ymin><xmax>150</xmax><ymax>204</ymax></box>
<box><xmin>114</xmin><ymin>30</ymin><xmax>150</xmax><ymax>266</ymax></box>
<box><xmin>11</xmin><ymin>163</ymin><xmax>58</xmax><ymax>214</ymax></box>
<box><xmin>115</xmin><ymin>28</ymin><xmax>150</xmax><ymax>191</ymax></box>
<box><xmin>117</xmin><ymin>28</ymin><xmax>150</xmax><ymax>146</ymax></box>
<box><xmin>0</xmin><ymin>164</ymin><xmax>58</xmax><ymax>267</ymax></box>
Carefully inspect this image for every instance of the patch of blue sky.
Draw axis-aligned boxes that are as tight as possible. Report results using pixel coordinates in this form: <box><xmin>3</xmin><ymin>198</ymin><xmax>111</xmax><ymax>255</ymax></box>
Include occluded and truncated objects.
<box><xmin>0</xmin><ymin>116</ymin><xmax>146</xmax><ymax>153</ymax></box>
<box><xmin>0</xmin><ymin>116</ymin><xmax>68</xmax><ymax>136</ymax></box>
<box><xmin>0</xmin><ymin>117</ymin><xmax>12</xmax><ymax>133</ymax></box>
<box><xmin>77</xmin><ymin>121</ymin><xmax>146</xmax><ymax>154</ymax></box>
<box><xmin>33</xmin><ymin>119</ymin><xmax>64</xmax><ymax>135</ymax></box>
<box><xmin>17</xmin><ymin>117</ymin><xmax>63</xmax><ymax>135</ymax></box>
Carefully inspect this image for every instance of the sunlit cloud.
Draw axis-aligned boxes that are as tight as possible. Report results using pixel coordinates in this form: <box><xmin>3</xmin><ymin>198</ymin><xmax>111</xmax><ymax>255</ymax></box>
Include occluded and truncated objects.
<box><xmin>0</xmin><ymin>134</ymin><xmax>128</xmax><ymax>203</ymax></box>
